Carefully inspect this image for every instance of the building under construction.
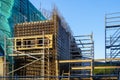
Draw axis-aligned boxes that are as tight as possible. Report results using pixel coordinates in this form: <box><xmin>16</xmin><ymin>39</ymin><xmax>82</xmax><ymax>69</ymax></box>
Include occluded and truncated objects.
<box><xmin>1</xmin><ymin>10</ymin><xmax>119</xmax><ymax>80</ymax></box>
<box><xmin>12</xmin><ymin>10</ymin><xmax>72</xmax><ymax>79</ymax></box>
<box><xmin>0</xmin><ymin>0</ymin><xmax>120</xmax><ymax>80</ymax></box>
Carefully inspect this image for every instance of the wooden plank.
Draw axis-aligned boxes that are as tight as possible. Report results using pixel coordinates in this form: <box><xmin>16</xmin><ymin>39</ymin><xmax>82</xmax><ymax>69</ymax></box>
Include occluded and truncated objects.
<box><xmin>9</xmin><ymin>53</ymin><xmax>44</xmax><ymax>56</ymax></box>
<box><xmin>100</xmin><ymin>77</ymin><xmax>117</xmax><ymax>79</ymax></box>
<box><xmin>95</xmin><ymin>66</ymin><xmax>120</xmax><ymax>69</ymax></box>
<box><xmin>72</xmin><ymin>66</ymin><xmax>92</xmax><ymax>70</ymax></box>
<box><xmin>14</xmin><ymin>34</ymin><xmax>53</xmax><ymax>39</ymax></box>
<box><xmin>95</xmin><ymin>58</ymin><xmax>120</xmax><ymax>61</ymax></box>
<box><xmin>71</xmin><ymin>66</ymin><xmax>120</xmax><ymax>70</ymax></box>
<box><xmin>16</xmin><ymin>46</ymin><xmax>52</xmax><ymax>50</ymax></box>
<box><xmin>59</xmin><ymin>58</ymin><xmax>120</xmax><ymax>63</ymax></box>
<box><xmin>59</xmin><ymin>59</ymin><xmax>92</xmax><ymax>63</ymax></box>
<box><xmin>81</xmin><ymin>77</ymin><xmax>117</xmax><ymax>80</ymax></box>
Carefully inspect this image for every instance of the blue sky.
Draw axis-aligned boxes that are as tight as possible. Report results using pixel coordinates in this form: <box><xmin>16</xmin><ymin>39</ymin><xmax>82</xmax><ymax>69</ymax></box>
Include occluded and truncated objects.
<box><xmin>30</xmin><ymin>0</ymin><xmax>120</xmax><ymax>59</ymax></box>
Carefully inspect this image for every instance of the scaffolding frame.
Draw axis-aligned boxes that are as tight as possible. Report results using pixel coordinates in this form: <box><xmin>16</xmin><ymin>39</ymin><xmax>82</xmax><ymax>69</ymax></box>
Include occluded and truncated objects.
<box><xmin>2</xmin><ymin>10</ymin><xmax>71</xmax><ymax>80</ymax></box>
<box><xmin>74</xmin><ymin>33</ymin><xmax>94</xmax><ymax>59</ymax></box>
<box><xmin>59</xmin><ymin>58</ymin><xmax>120</xmax><ymax>80</ymax></box>
<box><xmin>5</xmin><ymin>33</ymin><xmax>52</xmax><ymax>80</ymax></box>
<box><xmin>105</xmin><ymin>12</ymin><xmax>120</xmax><ymax>59</ymax></box>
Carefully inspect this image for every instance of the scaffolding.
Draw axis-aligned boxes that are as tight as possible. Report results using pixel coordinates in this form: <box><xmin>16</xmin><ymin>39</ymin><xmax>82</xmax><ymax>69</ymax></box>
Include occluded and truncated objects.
<box><xmin>1</xmin><ymin>2</ymin><xmax>120</xmax><ymax>79</ymax></box>
<box><xmin>59</xmin><ymin>58</ymin><xmax>120</xmax><ymax>80</ymax></box>
<box><xmin>70</xmin><ymin>36</ymin><xmax>81</xmax><ymax>59</ymax></box>
<box><xmin>74</xmin><ymin>33</ymin><xmax>94</xmax><ymax>59</ymax></box>
<box><xmin>105</xmin><ymin>12</ymin><xmax>120</xmax><ymax>59</ymax></box>
<box><xmin>0</xmin><ymin>10</ymin><xmax>71</xmax><ymax>80</ymax></box>
<box><xmin>59</xmin><ymin>33</ymin><xmax>94</xmax><ymax>80</ymax></box>
<box><xmin>1</xmin><ymin>13</ymin><xmax>120</xmax><ymax>80</ymax></box>
<box><xmin>7</xmin><ymin>34</ymin><xmax>53</xmax><ymax>80</ymax></box>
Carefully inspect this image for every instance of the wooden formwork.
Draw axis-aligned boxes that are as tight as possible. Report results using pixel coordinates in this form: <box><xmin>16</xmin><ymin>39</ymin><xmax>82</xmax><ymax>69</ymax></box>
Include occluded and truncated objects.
<box><xmin>0</xmin><ymin>57</ymin><xmax>4</xmax><ymax>76</ymax></box>
<box><xmin>13</xmin><ymin>12</ymin><xmax>71</xmax><ymax>80</ymax></box>
<box><xmin>0</xmin><ymin>57</ymin><xmax>10</xmax><ymax>80</ymax></box>
<box><xmin>14</xmin><ymin>20</ymin><xmax>54</xmax><ymax>37</ymax></box>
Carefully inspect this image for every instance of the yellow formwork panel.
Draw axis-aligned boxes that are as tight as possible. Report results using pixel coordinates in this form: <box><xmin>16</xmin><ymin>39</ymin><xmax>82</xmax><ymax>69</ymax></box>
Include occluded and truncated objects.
<box><xmin>14</xmin><ymin>34</ymin><xmax>53</xmax><ymax>50</ymax></box>
<box><xmin>0</xmin><ymin>57</ymin><xmax>3</xmax><ymax>76</ymax></box>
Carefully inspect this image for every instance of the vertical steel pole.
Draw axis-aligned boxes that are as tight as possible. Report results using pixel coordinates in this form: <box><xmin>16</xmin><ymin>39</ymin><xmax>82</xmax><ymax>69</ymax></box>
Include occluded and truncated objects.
<box><xmin>4</xmin><ymin>36</ymin><xmax>6</xmax><ymax>80</ymax></box>
<box><xmin>48</xmin><ymin>39</ymin><xmax>50</xmax><ymax>80</ymax></box>
<box><xmin>42</xmin><ymin>31</ymin><xmax>45</xmax><ymax>80</ymax></box>
<box><xmin>105</xmin><ymin>14</ymin><xmax>107</xmax><ymax>75</ymax></box>
<box><xmin>105</xmin><ymin>14</ymin><xmax>107</xmax><ymax>60</ymax></box>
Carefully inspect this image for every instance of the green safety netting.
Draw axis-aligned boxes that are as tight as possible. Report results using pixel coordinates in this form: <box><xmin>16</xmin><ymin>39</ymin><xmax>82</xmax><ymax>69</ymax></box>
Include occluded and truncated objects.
<box><xmin>0</xmin><ymin>0</ymin><xmax>14</xmax><ymax>63</ymax></box>
<box><xmin>0</xmin><ymin>0</ymin><xmax>47</xmax><ymax>64</ymax></box>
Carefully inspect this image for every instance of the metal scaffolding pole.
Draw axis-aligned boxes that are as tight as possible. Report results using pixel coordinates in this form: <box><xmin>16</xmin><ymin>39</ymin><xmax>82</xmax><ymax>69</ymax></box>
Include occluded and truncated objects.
<box><xmin>42</xmin><ymin>31</ymin><xmax>45</xmax><ymax>80</ymax></box>
<box><xmin>4</xmin><ymin>36</ymin><xmax>6</xmax><ymax>80</ymax></box>
<box><xmin>105</xmin><ymin>12</ymin><xmax>120</xmax><ymax>59</ymax></box>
